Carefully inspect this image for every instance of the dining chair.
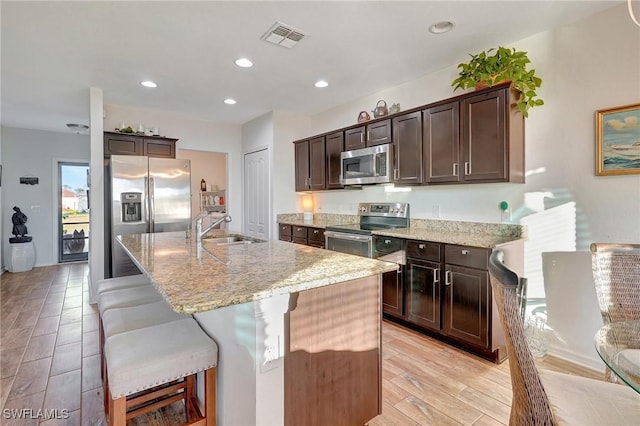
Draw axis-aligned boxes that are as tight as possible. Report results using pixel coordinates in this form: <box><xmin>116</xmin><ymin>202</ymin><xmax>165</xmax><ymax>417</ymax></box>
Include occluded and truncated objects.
<box><xmin>590</xmin><ymin>243</ymin><xmax>640</xmax><ymax>381</ymax></box>
<box><xmin>489</xmin><ymin>250</ymin><xmax>640</xmax><ymax>425</ymax></box>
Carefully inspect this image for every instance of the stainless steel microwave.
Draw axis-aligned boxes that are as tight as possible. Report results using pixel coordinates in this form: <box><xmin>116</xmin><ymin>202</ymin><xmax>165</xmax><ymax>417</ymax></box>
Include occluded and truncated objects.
<box><xmin>340</xmin><ymin>143</ymin><xmax>392</xmax><ymax>185</ymax></box>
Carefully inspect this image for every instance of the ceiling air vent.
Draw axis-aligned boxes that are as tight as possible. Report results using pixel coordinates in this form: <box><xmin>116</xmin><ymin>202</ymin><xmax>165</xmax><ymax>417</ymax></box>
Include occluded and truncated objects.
<box><xmin>261</xmin><ymin>22</ymin><xmax>305</xmax><ymax>49</ymax></box>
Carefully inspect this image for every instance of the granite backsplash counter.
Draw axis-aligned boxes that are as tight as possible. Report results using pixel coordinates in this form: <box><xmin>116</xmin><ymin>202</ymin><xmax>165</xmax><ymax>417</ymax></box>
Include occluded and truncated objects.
<box><xmin>117</xmin><ymin>231</ymin><xmax>397</xmax><ymax>314</ymax></box>
<box><xmin>277</xmin><ymin>213</ymin><xmax>525</xmax><ymax>248</ymax></box>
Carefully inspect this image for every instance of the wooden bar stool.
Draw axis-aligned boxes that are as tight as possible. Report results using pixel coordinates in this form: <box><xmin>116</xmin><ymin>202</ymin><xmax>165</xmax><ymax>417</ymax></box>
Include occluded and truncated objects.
<box><xmin>104</xmin><ymin>318</ymin><xmax>218</xmax><ymax>425</ymax></box>
<box><xmin>99</xmin><ymin>301</ymin><xmax>189</xmax><ymax>413</ymax></box>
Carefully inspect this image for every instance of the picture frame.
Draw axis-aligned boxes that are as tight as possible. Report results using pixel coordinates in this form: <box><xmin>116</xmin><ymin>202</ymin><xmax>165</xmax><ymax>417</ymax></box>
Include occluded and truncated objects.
<box><xmin>596</xmin><ymin>103</ymin><xmax>640</xmax><ymax>175</ymax></box>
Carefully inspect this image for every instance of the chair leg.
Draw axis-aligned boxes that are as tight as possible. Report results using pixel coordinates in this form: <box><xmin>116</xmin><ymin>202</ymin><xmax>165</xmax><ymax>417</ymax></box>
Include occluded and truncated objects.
<box><xmin>103</xmin><ymin>362</ymin><xmax>109</xmax><ymax>414</ymax></box>
<box><xmin>186</xmin><ymin>374</ymin><xmax>196</xmax><ymax>422</ymax></box>
<box><xmin>108</xmin><ymin>391</ymin><xmax>126</xmax><ymax>426</ymax></box>
<box><xmin>205</xmin><ymin>367</ymin><xmax>217</xmax><ymax>426</ymax></box>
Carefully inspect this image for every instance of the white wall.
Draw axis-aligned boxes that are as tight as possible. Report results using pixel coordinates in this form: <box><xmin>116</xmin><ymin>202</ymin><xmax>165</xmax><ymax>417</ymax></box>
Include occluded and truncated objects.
<box><xmin>2</xmin><ymin>127</ymin><xmax>90</xmax><ymax>267</ymax></box>
<box><xmin>104</xmin><ymin>104</ymin><xmax>243</xmax><ymax>233</ymax></box>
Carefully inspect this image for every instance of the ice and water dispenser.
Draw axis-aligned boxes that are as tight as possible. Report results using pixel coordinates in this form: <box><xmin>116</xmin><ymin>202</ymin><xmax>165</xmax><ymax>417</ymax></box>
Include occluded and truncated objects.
<box><xmin>121</xmin><ymin>192</ymin><xmax>142</xmax><ymax>222</ymax></box>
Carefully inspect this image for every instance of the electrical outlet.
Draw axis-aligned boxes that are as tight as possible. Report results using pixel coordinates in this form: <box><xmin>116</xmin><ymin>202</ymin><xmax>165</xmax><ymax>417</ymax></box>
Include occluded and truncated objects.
<box><xmin>31</xmin><ymin>205</ymin><xmax>41</xmax><ymax>213</ymax></box>
<box><xmin>432</xmin><ymin>205</ymin><xmax>440</xmax><ymax>218</ymax></box>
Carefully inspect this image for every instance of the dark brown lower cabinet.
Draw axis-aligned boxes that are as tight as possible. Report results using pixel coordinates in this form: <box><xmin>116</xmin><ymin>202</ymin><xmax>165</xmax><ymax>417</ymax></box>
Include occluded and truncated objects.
<box><xmin>381</xmin><ymin>269</ymin><xmax>403</xmax><ymax>318</ymax></box>
<box><xmin>279</xmin><ymin>225</ymin><xmax>292</xmax><ymax>242</ymax></box>
<box><xmin>405</xmin><ymin>258</ymin><xmax>442</xmax><ymax>332</ymax></box>
<box><xmin>307</xmin><ymin>227</ymin><xmax>325</xmax><ymax>248</ymax></box>
<box><xmin>442</xmin><ymin>264</ymin><xmax>489</xmax><ymax>349</ymax></box>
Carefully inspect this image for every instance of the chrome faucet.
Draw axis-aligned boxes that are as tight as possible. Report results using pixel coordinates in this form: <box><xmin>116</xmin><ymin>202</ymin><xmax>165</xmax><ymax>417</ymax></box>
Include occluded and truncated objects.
<box><xmin>195</xmin><ymin>214</ymin><xmax>232</xmax><ymax>242</ymax></box>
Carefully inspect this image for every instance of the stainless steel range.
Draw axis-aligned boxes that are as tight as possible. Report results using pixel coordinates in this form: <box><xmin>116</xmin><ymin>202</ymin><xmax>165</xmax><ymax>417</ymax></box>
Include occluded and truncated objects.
<box><xmin>325</xmin><ymin>203</ymin><xmax>409</xmax><ymax>258</ymax></box>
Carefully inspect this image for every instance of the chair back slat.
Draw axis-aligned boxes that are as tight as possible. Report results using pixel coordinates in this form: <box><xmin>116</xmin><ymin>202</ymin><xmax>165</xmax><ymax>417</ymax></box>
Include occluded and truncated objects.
<box><xmin>489</xmin><ymin>250</ymin><xmax>557</xmax><ymax>426</ymax></box>
<box><xmin>591</xmin><ymin>243</ymin><xmax>640</xmax><ymax>324</ymax></box>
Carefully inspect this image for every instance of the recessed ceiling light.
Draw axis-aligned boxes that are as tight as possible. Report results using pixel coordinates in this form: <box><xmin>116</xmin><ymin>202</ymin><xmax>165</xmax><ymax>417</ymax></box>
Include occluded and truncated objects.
<box><xmin>235</xmin><ymin>58</ymin><xmax>253</xmax><ymax>68</ymax></box>
<box><xmin>429</xmin><ymin>21</ymin><xmax>455</xmax><ymax>34</ymax></box>
<box><xmin>140</xmin><ymin>80</ymin><xmax>157</xmax><ymax>88</ymax></box>
<box><xmin>314</xmin><ymin>80</ymin><xmax>329</xmax><ymax>88</ymax></box>
<box><xmin>224</xmin><ymin>98</ymin><xmax>237</xmax><ymax>105</ymax></box>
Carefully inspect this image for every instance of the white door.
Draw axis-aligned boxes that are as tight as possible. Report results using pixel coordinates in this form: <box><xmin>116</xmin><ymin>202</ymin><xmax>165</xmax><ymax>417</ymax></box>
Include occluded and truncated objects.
<box><xmin>244</xmin><ymin>148</ymin><xmax>269</xmax><ymax>239</ymax></box>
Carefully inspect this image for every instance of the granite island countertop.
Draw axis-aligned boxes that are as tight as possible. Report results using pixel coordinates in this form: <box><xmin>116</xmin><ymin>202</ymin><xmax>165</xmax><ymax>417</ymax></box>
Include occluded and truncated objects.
<box><xmin>117</xmin><ymin>231</ymin><xmax>397</xmax><ymax>314</ymax></box>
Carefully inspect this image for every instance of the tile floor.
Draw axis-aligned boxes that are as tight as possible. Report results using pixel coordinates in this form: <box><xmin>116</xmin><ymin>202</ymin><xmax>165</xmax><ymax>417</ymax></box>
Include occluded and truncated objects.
<box><xmin>1</xmin><ymin>263</ymin><xmax>102</xmax><ymax>425</ymax></box>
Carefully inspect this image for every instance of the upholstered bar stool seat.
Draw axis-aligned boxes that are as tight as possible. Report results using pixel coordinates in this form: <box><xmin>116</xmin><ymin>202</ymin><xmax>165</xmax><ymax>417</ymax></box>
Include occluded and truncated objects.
<box><xmin>97</xmin><ymin>286</ymin><xmax>163</xmax><ymax>316</ymax></box>
<box><xmin>96</xmin><ymin>275</ymin><xmax>151</xmax><ymax>295</ymax></box>
<box><xmin>101</xmin><ymin>300</ymin><xmax>186</xmax><ymax>339</ymax></box>
<box><xmin>104</xmin><ymin>318</ymin><xmax>218</xmax><ymax>425</ymax></box>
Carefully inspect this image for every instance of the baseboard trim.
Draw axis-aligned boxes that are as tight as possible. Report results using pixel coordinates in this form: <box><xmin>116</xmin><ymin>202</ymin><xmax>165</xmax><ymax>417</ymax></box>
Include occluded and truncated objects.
<box><xmin>546</xmin><ymin>343</ymin><xmax>604</xmax><ymax>372</ymax></box>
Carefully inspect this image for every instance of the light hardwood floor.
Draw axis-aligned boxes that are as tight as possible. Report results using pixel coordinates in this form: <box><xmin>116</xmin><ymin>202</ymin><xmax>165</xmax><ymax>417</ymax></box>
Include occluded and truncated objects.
<box><xmin>1</xmin><ymin>263</ymin><xmax>603</xmax><ymax>425</ymax></box>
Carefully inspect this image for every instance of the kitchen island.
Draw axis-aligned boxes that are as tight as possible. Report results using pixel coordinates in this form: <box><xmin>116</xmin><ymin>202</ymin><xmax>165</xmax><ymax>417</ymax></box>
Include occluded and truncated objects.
<box><xmin>117</xmin><ymin>231</ymin><xmax>397</xmax><ymax>426</ymax></box>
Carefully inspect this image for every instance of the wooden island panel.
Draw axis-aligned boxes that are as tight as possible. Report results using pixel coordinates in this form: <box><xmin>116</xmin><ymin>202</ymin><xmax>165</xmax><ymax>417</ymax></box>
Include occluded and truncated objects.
<box><xmin>285</xmin><ymin>275</ymin><xmax>381</xmax><ymax>425</ymax></box>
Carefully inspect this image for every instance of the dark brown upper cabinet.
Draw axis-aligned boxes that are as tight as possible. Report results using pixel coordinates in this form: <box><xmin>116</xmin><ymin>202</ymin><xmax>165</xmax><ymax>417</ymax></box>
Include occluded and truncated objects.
<box><xmin>292</xmin><ymin>82</ymin><xmax>525</xmax><ymax>190</ymax></box>
<box><xmin>344</xmin><ymin>127</ymin><xmax>366</xmax><ymax>151</ymax></box>
<box><xmin>461</xmin><ymin>88</ymin><xmax>515</xmax><ymax>182</ymax></box>
<box><xmin>392</xmin><ymin>112</ymin><xmax>423</xmax><ymax>184</ymax></box>
<box><xmin>325</xmin><ymin>131</ymin><xmax>344</xmax><ymax>189</ymax></box>
<box><xmin>104</xmin><ymin>132</ymin><xmax>177</xmax><ymax>158</ymax></box>
<box><xmin>423</xmin><ymin>102</ymin><xmax>460</xmax><ymax>183</ymax></box>
<box><xmin>366</xmin><ymin>119</ymin><xmax>392</xmax><ymax>147</ymax></box>
<box><xmin>344</xmin><ymin>119</ymin><xmax>392</xmax><ymax>151</ymax></box>
<box><xmin>294</xmin><ymin>137</ymin><xmax>327</xmax><ymax>191</ymax></box>
<box><xmin>423</xmin><ymin>86</ymin><xmax>524</xmax><ymax>184</ymax></box>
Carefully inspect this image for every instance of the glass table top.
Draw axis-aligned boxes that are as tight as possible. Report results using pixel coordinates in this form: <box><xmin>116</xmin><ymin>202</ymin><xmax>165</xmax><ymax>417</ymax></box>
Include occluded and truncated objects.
<box><xmin>594</xmin><ymin>319</ymin><xmax>640</xmax><ymax>393</ymax></box>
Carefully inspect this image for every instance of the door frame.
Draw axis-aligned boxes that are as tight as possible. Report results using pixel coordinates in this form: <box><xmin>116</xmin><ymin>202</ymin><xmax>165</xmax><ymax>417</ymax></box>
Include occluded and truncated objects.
<box><xmin>54</xmin><ymin>158</ymin><xmax>90</xmax><ymax>263</ymax></box>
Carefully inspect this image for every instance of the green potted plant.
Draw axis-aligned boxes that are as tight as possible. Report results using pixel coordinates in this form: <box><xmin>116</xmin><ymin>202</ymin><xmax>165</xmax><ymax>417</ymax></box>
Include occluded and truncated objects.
<box><xmin>451</xmin><ymin>46</ymin><xmax>543</xmax><ymax>117</ymax></box>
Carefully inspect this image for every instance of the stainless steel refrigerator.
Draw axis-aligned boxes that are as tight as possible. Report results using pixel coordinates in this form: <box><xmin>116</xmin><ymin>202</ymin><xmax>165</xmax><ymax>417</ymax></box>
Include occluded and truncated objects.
<box><xmin>105</xmin><ymin>155</ymin><xmax>191</xmax><ymax>278</ymax></box>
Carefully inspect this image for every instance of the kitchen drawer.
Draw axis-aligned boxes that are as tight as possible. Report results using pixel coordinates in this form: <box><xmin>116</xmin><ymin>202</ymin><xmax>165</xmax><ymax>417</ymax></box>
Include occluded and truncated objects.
<box><xmin>308</xmin><ymin>227</ymin><xmax>325</xmax><ymax>243</ymax></box>
<box><xmin>279</xmin><ymin>224</ymin><xmax>292</xmax><ymax>242</ymax></box>
<box><xmin>445</xmin><ymin>245</ymin><xmax>489</xmax><ymax>269</ymax></box>
<box><xmin>292</xmin><ymin>237</ymin><xmax>307</xmax><ymax>245</ymax></box>
<box><xmin>292</xmin><ymin>226</ymin><xmax>308</xmax><ymax>240</ymax></box>
<box><xmin>374</xmin><ymin>236</ymin><xmax>404</xmax><ymax>255</ymax></box>
<box><xmin>406</xmin><ymin>240</ymin><xmax>442</xmax><ymax>262</ymax></box>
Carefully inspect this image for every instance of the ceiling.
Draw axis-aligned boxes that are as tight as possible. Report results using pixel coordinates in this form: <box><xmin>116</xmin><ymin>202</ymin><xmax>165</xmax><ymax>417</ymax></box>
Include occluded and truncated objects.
<box><xmin>1</xmin><ymin>1</ymin><xmax>621</xmax><ymax>134</ymax></box>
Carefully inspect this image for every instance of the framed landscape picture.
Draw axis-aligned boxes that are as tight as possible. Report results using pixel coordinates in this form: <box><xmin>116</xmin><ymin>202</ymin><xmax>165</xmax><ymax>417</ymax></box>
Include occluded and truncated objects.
<box><xmin>596</xmin><ymin>103</ymin><xmax>640</xmax><ymax>175</ymax></box>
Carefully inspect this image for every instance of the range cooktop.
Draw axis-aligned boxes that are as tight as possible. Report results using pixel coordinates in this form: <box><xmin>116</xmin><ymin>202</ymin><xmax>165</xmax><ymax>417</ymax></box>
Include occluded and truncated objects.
<box><xmin>325</xmin><ymin>203</ymin><xmax>409</xmax><ymax>236</ymax></box>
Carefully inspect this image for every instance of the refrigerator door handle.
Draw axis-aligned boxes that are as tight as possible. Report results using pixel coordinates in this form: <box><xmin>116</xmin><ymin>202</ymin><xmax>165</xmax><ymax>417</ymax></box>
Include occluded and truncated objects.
<box><xmin>148</xmin><ymin>177</ymin><xmax>155</xmax><ymax>232</ymax></box>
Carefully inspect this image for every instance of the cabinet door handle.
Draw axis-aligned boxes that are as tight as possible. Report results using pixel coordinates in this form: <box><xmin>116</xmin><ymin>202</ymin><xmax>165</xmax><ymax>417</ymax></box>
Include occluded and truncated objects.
<box><xmin>418</xmin><ymin>244</ymin><xmax>425</xmax><ymax>249</ymax></box>
<box><xmin>453</xmin><ymin>163</ymin><xmax>458</xmax><ymax>177</ymax></box>
<box><xmin>296</xmin><ymin>228</ymin><xmax>302</xmax><ymax>231</ymax></box>
<box><xmin>464</xmin><ymin>161</ymin><xmax>471</xmax><ymax>175</ymax></box>
<box><xmin>367</xmin><ymin>131</ymin><xmax>371</xmax><ymax>141</ymax></box>
<box><xmin>461</xmin><ymin>249</ymin><xmax>469</xmax><ymax>255</ymax></box>
<box><xmin>385</xmin><ymin>239</ymin><xmax>391</xmax><ymax>244</ymax></box>
<box><xmin>434</xmin><ymin>268</ymin><xmax>440</xmax><ymax>283</ymax></box>
<box><xmin>445</xmin><ymin>270</ymin><xmax>452</xmax><ymax>286</ymax></box>
<box><xmin>314</xmin><ymin>230</ymin><xmax>319</xmax><ymax>234</ymax></box>
<box><xmin>360</xmin><ymin>132</ymin><xmax>364</xmax><ymax>143</ymax></box>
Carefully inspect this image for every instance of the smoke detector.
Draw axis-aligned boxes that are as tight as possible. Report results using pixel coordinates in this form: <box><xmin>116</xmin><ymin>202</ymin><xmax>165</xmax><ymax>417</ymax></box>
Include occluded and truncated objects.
<box><xmin>261</xmin><ymin>22</ymin><xmax>305</xmax><ymax>49</ymax></box>
<box><xmin>66</xmin><ymin>123</ymin><xmax>89</xmax><ymax>134</ymax></box>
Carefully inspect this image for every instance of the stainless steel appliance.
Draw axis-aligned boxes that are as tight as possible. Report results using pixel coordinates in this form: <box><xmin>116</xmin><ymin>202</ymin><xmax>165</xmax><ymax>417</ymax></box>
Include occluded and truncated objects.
<box><xmin>340</xmin><ymin>144</ymin><xmax>393</xmax><ymax>185</ymax></box>
<box><xmin>105</xmin><ymin>155</ymin><xmax>191</xmax><ymax>278</ymax></box>
<box><xmin>325</xmin><ymin>202</ymin><xmax>409</xmax><ymax>258</ymax></box>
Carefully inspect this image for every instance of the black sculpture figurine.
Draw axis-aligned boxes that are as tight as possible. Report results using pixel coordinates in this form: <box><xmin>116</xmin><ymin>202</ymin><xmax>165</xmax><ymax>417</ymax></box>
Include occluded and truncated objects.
<box><xmin>10</xmin><ymin>206</ymin><xmax>32</xmax><ymax>243</ymax></box>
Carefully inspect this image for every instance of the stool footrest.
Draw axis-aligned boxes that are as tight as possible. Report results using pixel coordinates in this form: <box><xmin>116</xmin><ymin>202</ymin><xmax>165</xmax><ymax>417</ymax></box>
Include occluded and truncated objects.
<box><xmin>126</xmin><ymin>379</ymin><xmax>186</xmax><ymax>410</ymax></box>
<box><xmin>126</xmin><ymin>392</ymin><xmax>185</xmax><ymax>420</ymax></box>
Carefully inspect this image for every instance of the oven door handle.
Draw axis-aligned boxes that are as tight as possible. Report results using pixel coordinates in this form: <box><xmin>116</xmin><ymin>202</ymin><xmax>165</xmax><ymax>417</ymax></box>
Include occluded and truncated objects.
<box><xmin>324</xmin><ymin>231</ymin><xmax>372</xmax><ymax>242</ymax></box>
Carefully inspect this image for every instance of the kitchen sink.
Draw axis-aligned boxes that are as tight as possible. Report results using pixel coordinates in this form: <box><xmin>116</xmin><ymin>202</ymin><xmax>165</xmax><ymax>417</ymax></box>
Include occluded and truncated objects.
<box><xmin>204</xmin><ymin>234</ymin><xmax>267</xmax><ymax>245</ymax></box>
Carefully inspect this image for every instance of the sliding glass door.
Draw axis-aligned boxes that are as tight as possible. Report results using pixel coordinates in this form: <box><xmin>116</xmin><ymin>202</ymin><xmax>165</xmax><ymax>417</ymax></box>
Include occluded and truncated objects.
<box><xmin>58</xmin><ymin>162</ymin><xmax>90</xmax><ymax>262</ymax></box>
